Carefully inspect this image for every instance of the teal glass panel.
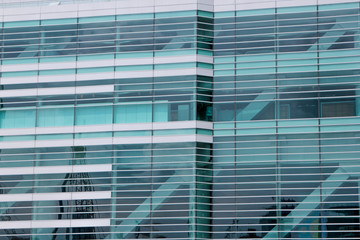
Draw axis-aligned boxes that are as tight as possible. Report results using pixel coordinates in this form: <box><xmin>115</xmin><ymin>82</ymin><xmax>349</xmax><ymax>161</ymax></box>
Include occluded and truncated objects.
<box><xmin>39</xmin><ymin>69</ymin><xmax>75</xmax><ymax>76</ymax></box>
<box><xmin>277</xmin><ymin>5</ymin><xmax>317</xmax><ymax>13</ymax></box>
<box><xmin>153</xmin><ymin>129</ymin><xmax>195</xmax><ymax>136</ymax></box>
<box><xmin>214</xmin><ymin>63</ymin><xmax>234</xmax><ymax>70</ymax></box>
<box><xmin>237</xmin><ymin>61</ymin><xmax>275</xmax><ymax>68</ymax></box>
<box><xmin>321</xmin><ymin>124</ymin><xmax>360</xmax><ymax>132</ymax></box>
<box><xmin>0</xmin><ymin>135</ymin><xmax>35</xmax><ymax>141</ymax></box>
<box><xmin>214</xmin><ymin>57</ymin><xmax>235</xmax><ymax>63</ymax></box>
<box><xmin>237</xmin><ymin>8</ymin><xmax>275</xmax><ymax>16</ymax></box>
<box><xmin>214</xmin><ymin>129</ymin><xmax>235</xmax><ymax>136</ymax></box>
<box><xmin>320</xmin><ymin>117</ymin><xmax>359</xmax><ymax>126</ymax></box>
<box><xmin>278</xmin><ymin>52</ymin><xmax>317</xmax><ymax>60</ymax></box>
<box><xmin>319</xmin><ymin>2</ymin><xmax>358</xmax><ymax>10</ymax></box>
<box><xmin>75</xmin><ymin>132</ymin><xmax>112</xmax><ymax>138</ymax></box>
<box><xmin>319</xmin><ymin>49</ymin><xmax>360</xmax><ymax>58</ymax></box>
<box><xmin>2</xmin><ymin>58</ymin><xmax>38</xmax><ymax>65</ymax></box>
<box><xmin>115</xmin><ymin>103</ymin><xmax>152</xmax><ymax>124</ymax></box>
<box><xmin>198</xmin><ymin>62</ymin><xmax>213</xmax><ymax>69</ymax></box>
<box><xmin>32</xmin><ymin>201</ymin><xmax>64</xmax><ymax>221</ymax></box>
<box><xmin>214</xmin><ymin>11</ymin><xmax>235</xmax><ymax>18</ymax></box>
<box><xmin>114</xmin><ymin>131</ymin><xmax>152</xmax><ymax>137</ymax></box>
<box><xmin>75</xmin><ymin>105</ymin><xmax>113</xmax><ymax>125</ymax></box>
<box><xmin>0</xmin><ymin>109</ymin><xmax>36</xmax><ymax>128</ymax></box>
<box><xmin>278</xmin><ymin>65</ymin><xmax>317</xmax><ymax>73</ymax></box>
<box><xmin>178</xmin><ymin>104</ymin><xmax>190</xmax><ymax>121</ymax></box>
<box><xmin>37</xmin><ymin>107</ymin><xmax>74</xmax><ymax>127</ymax></box>
<box><xmin>236</xmin><ymin>121</ymin><xmax>276</xmax><ymax>129</ymax></box>
<box><xmin>4</xmin><ymin>20</ymin><xmax>39</xmax><ymax>27</ymax></box>
<box><xmin>117</xmin><ymin>13</ymin><xmax>154</xmax><ymax>20</ymax></box>
<box><xmin>278</xmin><ymin>119</ymin><xmax>318</xmax><ymax>127</ymax></box>
<box><xmin>279</xmin><ymin>126</ymin><xmax>319</xmax><ymax>134</ymax></box>
<box><xmin>36</xmin><ymin>134</ymin><xmax>73</xmax><ymax>140</ymax></box>
<box><xmin>198</xmin><ymin>11</ymin><xmax>213</xmax><ymax>18</ymax></box>
<box><xmin>237</xmin><ymin>54</ymin><xmax>275</xmax><ymax>62</ymax></box>
<box><xmin>116</xmin><ymin>65</ymin><xmax>152</xmax><ymax>71</ymax></box>
<box><xmin>319</xmin><ymin>56</ymin><xmax>360</xmax><ymax>64</ymax></box>
<box><xmin>236</xmin><ymin>67</ymin><xmax>275</xmax><ymax>75</ymax></box>
<box><xmin>214</xmin><ymin>102</ymin><xmax>235</xmax><ymax>121</ymax></box>
<box><xmin>77</xmin><ymin>66</ymin><xmax>113</xmax><ymax>74</ymax></box>
<box><xmin>236</xmin><ymin>127</ymin><xmax>276</xmax><ymax>135</ymax></box>
<box><xmin>2</xmin><ymin>71</ymin><xmax>37</xmax><ymax>78</ymax></box>
<box><xmin>214</xmin><ymin>122</ymin><xmax>235</xmax><ymax>129</ymax></box>
<box><xmin>154</xmin><ymin>102</ymin><xmax>169</xmax><ymax>122</ymax></box>
<box><xmin>197</xmin><ymin>129</ymin><xmax>213</xmax><ymax>135</ymax></box>
<box><xmin>214</xmin><ymin>69</ymin><xmax>235</xmax><ymax>76</ymax></box>
<box><xmin>197</xmin><ymin>49</ymin><xmax>213</xmax><ymax>56</ymax></box>
<box><xmin>41</xmin><ymin>18</ymin><xmax>77</xmax><ymax>25</ymax></box>
<box><xmin>320</xmin><ymin>63</ymin><xmax>359</xmax><ymax>71</ymax></box>
<box><xmin>155</xmin><ymin>62</ymin><xmax>196</xmax><ymax>70</ymax></box>
<box><xmin>78</xmin><ymin>15</ymin><xmax>115</xmax><ymax>23</ymax></box>
<box><xmin>155</xmin><ymin>10</ymin><xmax>196</xmax><ymax>18</ymax></box>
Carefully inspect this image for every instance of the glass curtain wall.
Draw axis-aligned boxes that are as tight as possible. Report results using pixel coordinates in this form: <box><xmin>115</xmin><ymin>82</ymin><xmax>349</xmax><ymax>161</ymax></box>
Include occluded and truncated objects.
<box><xmin>213</xmin><ymin>2</ymin><xmax>360</xmax><ymax>239</ymax></box>
<box><xmin>0</xmin><ymin>1</ymin><xmax>360</xmax><ymax>239</ymax></box>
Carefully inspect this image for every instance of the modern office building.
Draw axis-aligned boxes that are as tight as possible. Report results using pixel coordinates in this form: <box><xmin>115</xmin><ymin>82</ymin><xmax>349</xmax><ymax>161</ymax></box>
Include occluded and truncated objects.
<box><xmin>0</xmin><ymin>0</ymin><xmax>359</xmax><ymax>239</ymax></box>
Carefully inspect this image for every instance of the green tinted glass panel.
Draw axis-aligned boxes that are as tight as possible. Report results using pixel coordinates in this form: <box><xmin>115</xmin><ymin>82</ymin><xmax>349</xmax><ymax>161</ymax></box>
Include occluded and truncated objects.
<box><xmin>76</xmin><ymin>105</ymin><xmax>113</xmax><ymax>125</ymax></box>
<box><xmin>79</xmin><ymin>15</ymin><xmax>115</xmax><ymax>23</ymax></box>
<box><xmin>75</xmin><ymin>132</ymin><xmax>112</xmax><ymax>138</ymax></box>
<box><xmin>2</xmin><ymin>71</ymin><xmax>37</xmax><ymax>77</ymax></box>
<box><xmin>37</xmin><ymin>134</ymin><xmax>73</xmax><ymax>140</ymax></box>
<box><xmin>0</xmin><ymin>109</ymin><xmax>36</xmax><ymax>128</ymax></box>
<box><xmin>2</xmin><ymin>58</ymin><xmax>38</xmax><ymax>65</ymax></box>
<box><xmin>116</xmin><ymin>65</ymin><xmax>152</xmax><ymax>71</ymax></box>
<box><xmin>156</xmin><ymin>11</ymin><xmax>196</xmax><ymax>18</ymax></box>
<box><xmin>153</xmin><ymin>129</ymin><xmax>195</xmax><ymax>135</ymax></box>
<box><xmin>37</xmin><ymin>107</ymin><xmax>74</xmax><ymax>127</ymax></box>
<box><xmin>41</xmin><ymin>18</ymin><xmax>77</xmax><ymax>25</ymax></box>
<box><xmin>77</xmin><ymin>67</ymin><xmax>113</xmax><ymax>74</ymax></box>
<box><xmin>39</xmin><ymin>69</ymin><xmax>75</xmax><ymax>76</ymax></box>
<box><xmin>115</xmin><ymin>103</ymin><xmax>152</xmax><ymax>124</ymax></box>
<box><xmin>155</xmin><ymin>62</ymin><xmax>195</xmax><ymax>70</ymax></box>
<box><xmin>114</xmin><ymin>131</ymin><xmax>152</xmax><ymax>137</ymax></box>
<box><xmin>0</xmin><ymin>135</ymin><xmax>35</xmax><ymax>141</ymax></box>
<box><xmin>4</xmin><ymin>20</ymin><xmax>39</xmax><ymax>27</ymax></box>
<box><xmin>117</xmin><ymin>13</ymin><xmax>154</xmax><ymax>20</ymax></box>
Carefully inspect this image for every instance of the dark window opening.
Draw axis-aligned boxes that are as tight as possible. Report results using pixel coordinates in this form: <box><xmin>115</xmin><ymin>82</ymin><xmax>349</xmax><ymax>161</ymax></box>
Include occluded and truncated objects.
<box><xmin>321</xmin><ymin>101</ymin><xmax>355</xmax><ymax>118</ymax></box>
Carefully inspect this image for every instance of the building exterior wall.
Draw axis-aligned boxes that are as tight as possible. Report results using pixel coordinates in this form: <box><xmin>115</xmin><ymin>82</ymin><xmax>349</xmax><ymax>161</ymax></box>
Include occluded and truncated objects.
<box><xmin>0</xmin><ymin>0</ymin><xmax>360</xmax><ymax>239</ymax></box>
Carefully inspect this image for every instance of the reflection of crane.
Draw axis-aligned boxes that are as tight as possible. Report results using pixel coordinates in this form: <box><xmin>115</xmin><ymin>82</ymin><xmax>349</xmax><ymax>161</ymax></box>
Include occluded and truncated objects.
<box><xmin>225</xmin><ymin>220</ymin><xmax>261</xmax><ymax>239</ymax></box>
<box><xmin>52</xmin><ymin>146</ymin><xmax>100</xmax><ymax>240</ymax></box>
<box><xmin>2</xmin><ymin>223</ymin><xmax>26</xmax><ymax>239</ymax></box>
<box><xmin>0</xmin><ymin>195</ymin><xmax>26</xmax><ymax>240</ymax></box>
<box><xmin>224</xmin><ymin>198</ymin><xmax>296</xmax><ymax>239</ymax></box>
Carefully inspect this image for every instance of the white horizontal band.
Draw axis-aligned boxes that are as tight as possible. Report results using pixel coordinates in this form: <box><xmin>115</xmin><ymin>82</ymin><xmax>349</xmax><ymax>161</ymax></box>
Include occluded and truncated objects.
<box><xmin>0</xmin><ymin>0</ymin><xmax>358</xmax><ymax>21</ymax></box>
<box><xmin>0</xmin><ymin>218</ymin><xmax>111</xmax><ymax>229</ymax></box>
<box><xmin>0</xmin><ymin>85</ymin><xmax>114</xmax><ymax>98</ymax></box>
<box><xmin>0</xmin><ymin>191</ymin><xmax>111</xmax><ymax>203</ymax></box>
<box><xmin>0</xmin><ymin>67</ymin><xmax>212</xmax><ymax>85</ymax></box>
<box><xmin>0</xmin><ymin>121</ymin><xmax>213</xmax><ymax>136</ymax></box>
<box><xmin>1</xmin><ymin>0</ymin><xmax>358</xmax><ymax>20</ymax></box>
<box><xmin>0</xmin><ymin>134</ymin><xmax>213</xmax><ymax>149</ymax></box>
<box><xmin>1</xmin><ymin>55</ymin><xmax>210</xmax><ymax>73</ymax></box>
<box><xmin>0</xmin><ymin>164</ymin><xmax>112</xmax><ymax>176</ymax></box>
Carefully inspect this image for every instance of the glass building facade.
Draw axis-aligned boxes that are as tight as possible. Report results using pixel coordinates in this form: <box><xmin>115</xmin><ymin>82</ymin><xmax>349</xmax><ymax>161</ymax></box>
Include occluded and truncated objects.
<box><xmin>0</xmin><ymin>0</ymin><xmax>360</xmax><ymax>239</ymax></box>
